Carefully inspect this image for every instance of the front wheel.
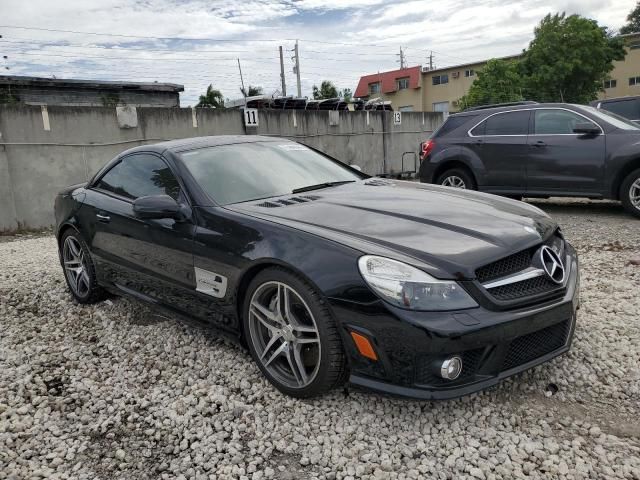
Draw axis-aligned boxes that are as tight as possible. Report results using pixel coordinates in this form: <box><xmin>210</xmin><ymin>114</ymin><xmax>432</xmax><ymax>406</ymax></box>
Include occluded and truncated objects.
<box><xmin>60</xmin><ymin>230</ymin><xmax>107</xmax><ymax>304</ymax></box>
<box><xmin>243</xmin><ymin>268</ymin><xmax>347</xmax><ymax>398</ymax></box>
<box><xmin>437</xmin><ymin>168</ymin><xmax>476</xmax><ymax>190</ymax></box>
<box><xmin>620</xmin><ymin>168</ymin><xmax>640</xmax><ymax>218</ymax></box>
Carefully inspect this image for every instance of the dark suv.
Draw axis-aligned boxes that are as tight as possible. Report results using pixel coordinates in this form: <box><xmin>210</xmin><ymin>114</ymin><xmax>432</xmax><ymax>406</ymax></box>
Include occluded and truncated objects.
<box><xmin>418</xmin><ymin>102</ymin><xmax>640</xmax><ymax>218</ymax></box>
<box><xmin>591</xmin><ymin>96</ymin><xmax>640</xmax><ymax>124</ymax></box>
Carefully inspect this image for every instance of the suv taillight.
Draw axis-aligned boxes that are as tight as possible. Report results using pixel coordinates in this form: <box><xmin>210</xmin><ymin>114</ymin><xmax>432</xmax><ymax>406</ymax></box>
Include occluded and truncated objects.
<box><xmin>420</xmin><ymin>139</ymin><xmax>435</xmax><ymax>160</ymax></box>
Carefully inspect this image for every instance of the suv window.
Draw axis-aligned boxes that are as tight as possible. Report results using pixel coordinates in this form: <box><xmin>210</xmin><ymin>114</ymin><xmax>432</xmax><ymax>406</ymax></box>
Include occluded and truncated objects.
<box><xmin>96</xmin><ymin>153</ymin><xmax>180</xmax><ymax>200</ymax></box>
<box><xmin>600</xmin><ymin>99</ymin><xmax>640</xmax><ymax>120</ymax></box>
<box><xmin>533</xmin><ymin>109</ymin><xmax>598</xmax><ymax>135</ymax></box>
<box><xmin>471</xmin><ymin>111</ymin><xmax>529</xmax><ymax>136</ymax></box>
<box><xmin>434</xmin><ymin>115</ymin><xmax>475</xmax><ymax>137</ymax></box>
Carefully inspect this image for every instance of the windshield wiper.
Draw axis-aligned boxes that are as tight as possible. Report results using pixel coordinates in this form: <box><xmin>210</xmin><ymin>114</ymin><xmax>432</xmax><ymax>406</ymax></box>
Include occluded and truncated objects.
<box><xmin>292</xmin><ymin>180</ymin><xmax>355</xmax><ymax>194</ymax></box>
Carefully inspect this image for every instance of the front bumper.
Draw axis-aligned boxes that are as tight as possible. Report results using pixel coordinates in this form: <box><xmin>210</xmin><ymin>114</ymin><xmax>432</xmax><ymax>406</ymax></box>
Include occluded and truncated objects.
<box><xmin>330</xmin><ymin>244</ymin><xmax>580</xmax><ymax>400</ymax></box>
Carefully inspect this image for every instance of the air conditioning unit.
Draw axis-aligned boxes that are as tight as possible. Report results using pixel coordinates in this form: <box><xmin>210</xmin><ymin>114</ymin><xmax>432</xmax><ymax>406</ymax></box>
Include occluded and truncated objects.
<box><xmin>421</xmin><ymin>66</ymin><xmax>430</xmax><ymax>73</ymax></box>
<box><xmin>452</xmin><ymin>71</ymin><xmax>460</xmax><ymax>79</ymax></box>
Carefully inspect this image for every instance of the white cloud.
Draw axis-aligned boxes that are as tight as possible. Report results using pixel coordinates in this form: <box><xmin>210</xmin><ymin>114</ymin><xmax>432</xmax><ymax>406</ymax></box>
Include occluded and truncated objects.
<box><xmin>0</xmin><ymin>0</ymin><xmax>636</xmax><ymax>105</ymax></box>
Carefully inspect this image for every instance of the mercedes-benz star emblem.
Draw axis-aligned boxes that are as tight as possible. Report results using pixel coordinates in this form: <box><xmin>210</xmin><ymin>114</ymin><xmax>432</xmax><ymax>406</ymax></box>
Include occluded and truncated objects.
<box><xmin>540</xmin><ymin>246</ymin><xmax>565</xmax><ymax>284</ymax></box>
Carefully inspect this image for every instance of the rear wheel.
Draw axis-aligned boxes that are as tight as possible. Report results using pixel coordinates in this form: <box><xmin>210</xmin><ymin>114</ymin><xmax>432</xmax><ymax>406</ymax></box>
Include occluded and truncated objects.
<box><xmin>60</xmin><ymin>230</ymin><xmax>107</xmax><ymax>304</ymax></box>
<box><xmin>243</xmin><ymin>268</ymin><xmax>347</xmax><ymax>398</ymax></box>
<box><xmin>620</xmin><ymin>168</ymin><xmax>640</xmax><ymax>218</ymax></box>
<box><xmin>437</xmin><ymin>168</ymin><xmax>476</xmax><ymax>190</ymax></box>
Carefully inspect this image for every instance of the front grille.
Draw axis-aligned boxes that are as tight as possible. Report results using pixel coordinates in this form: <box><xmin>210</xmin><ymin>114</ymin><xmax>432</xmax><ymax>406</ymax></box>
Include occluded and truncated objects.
<box><xmin>476</xmin><ymin>248</ymin><xmax>534</xmax><ymax>283</ymax></box>
<box><xmin>488</xmin><ymin>275</ymin><xmax>561</xmax><ymax>301</ymax></box>
<box><xmin>414</xmin><ymin>348</ymin><xmax>484</xmax><ymax>386</ymax></box>
<box><xmin>502</xmin><ymin>320</ymin><xmax>571</xmax><ymax>371</ymax></box>
<box><xmin>476</xmin><ymin>232</ymin><xmax>567</xmax><ymax>304</ymax></box>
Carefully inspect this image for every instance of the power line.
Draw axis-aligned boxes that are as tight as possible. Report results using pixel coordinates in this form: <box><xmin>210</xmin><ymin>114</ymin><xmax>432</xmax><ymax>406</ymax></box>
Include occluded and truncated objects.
<box><xmin>0</xmin><ymin>37</ymin><xmax>401</xmax><ymax>57</ymax></box>
<box><xmin>0</xmin><ymin>24</ymin><xmax>415</xmax><ymax>49</ymax></box>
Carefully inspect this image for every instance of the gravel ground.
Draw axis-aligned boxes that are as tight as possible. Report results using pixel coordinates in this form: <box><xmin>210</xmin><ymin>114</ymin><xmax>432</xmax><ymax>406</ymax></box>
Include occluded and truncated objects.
<box><xmin>1</xmin><ymin>199</ymin><xmax>639</xmax><ymax>480</ymax></box>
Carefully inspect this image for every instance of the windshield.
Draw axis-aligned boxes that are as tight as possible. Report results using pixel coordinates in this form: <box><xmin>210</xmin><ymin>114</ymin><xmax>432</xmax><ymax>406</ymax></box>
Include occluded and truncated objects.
<box><xmin>179</xmin><ymin>142</ymin><xmax>364</xmax><ymax>205</ymax></box>
<box><xmin>576</xmin><ymin>105</ymin><xmax>640</xmax><ymax>131</ymax></box>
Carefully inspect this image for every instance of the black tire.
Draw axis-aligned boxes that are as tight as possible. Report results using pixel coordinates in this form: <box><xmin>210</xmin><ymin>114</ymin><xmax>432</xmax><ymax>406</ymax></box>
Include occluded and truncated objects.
<box><xmin>242</xmin><ymin>267</ymin><xmax>347</xmax><ymax>398</ymax></box>
<box><xmin>620</xmin><ymin>168</ymin><xmax>640</xmax><ymax>219</ymax></box>
<box><xmin>436</xmin><ymin>168</ymin><xmax>477</xmax><ymax>190</ymax></box>
<box><xmin>59</xmin><ymin>229</ymin><xmax>107</xmax><ymax>304</ymax></box>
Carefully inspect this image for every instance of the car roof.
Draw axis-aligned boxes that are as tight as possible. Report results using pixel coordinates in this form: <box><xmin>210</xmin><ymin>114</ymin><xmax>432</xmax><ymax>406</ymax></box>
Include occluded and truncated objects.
<box><xmin>121</xmin><ymin>135</ymin><xmax>288</xmax><ymax>156</ymax></box>
<box><xmin>450</xmin><ymin>102</ymin><xmax>586</xmax><ymax>118</ymax></box>
<box><xmin>591</xmin><ymin>95</ymin><xmax>640</xmax><ymax>105</ymax></box>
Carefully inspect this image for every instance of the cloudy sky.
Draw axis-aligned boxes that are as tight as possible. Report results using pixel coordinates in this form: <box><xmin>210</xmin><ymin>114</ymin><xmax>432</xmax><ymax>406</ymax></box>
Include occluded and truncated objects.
<box><xmin>0</xmin><ymin>0</ymin><xmax>635</xmax><ymax>105</ymax></box>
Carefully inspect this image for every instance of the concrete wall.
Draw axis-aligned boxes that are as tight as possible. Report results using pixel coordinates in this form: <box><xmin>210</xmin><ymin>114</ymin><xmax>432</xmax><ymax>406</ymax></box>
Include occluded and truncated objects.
<box><xmin>0</xmin><ymin>105</ymin><xmax>442</xmax><ymax>230</ymax></box>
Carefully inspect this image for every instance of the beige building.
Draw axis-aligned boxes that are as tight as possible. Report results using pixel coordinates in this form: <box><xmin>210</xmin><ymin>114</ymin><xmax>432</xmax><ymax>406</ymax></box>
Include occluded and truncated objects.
<box><xmin>354</xmin><ymin>33</ymin><xmax>640</xmax><ymax>112</ymax></box>
<box><xmin>598</xmin><ymin>32</ymin><xmax>640</xmax><ymax>100</ymax></box>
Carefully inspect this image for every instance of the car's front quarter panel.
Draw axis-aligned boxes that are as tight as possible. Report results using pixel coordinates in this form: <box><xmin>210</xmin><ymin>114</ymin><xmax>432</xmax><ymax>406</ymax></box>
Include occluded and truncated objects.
<box><xmin>191</xmin><ymin>207</ymin><xmax>376</xmax><ymax>335</ymax></box>
<box><xmin>603</xmin><ymin>131</ymin><xmax>640</xmax><ymax>198</ymax></box>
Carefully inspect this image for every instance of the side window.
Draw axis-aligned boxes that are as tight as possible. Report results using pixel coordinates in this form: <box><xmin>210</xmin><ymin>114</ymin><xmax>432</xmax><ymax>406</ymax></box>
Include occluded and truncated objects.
<box><xmin>601</xmin><ymin>100</ymin><xmax>640</xmax><ymax>120</ymax></box>
<box><xmin>534</xmin><ymin>109</ymin><xmax>598</xmax><ymax>135</ymax></box>
<box><xmin>471</xmin><ymin>111</ymin><xmax>529</xmax><ymax>136</ymax></box>
<box><xmin>96</xmin><ymin>154</ymin><xmax>180</xmax><ymax>200</ymax></box>
<box><xmin>435</xmin><ymin>115</ymin><xmax>476</xmax><ymax>137</ymax></box>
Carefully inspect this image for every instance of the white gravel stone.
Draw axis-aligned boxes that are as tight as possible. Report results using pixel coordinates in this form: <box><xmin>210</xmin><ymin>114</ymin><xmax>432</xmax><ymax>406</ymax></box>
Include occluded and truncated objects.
<box><xmin>0</xmin><ymin>200</ymin><xmax>639</xmax><ymax>479</ymax></box>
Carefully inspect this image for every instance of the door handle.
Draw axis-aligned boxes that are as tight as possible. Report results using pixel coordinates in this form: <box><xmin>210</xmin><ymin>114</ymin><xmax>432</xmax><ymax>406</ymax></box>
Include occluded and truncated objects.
<box><xmin>96</xmin><ymin>213</ymin><xmax>111</xmax><ymax>222</ymax></box>
<box><xmin>531</xmin><ymin>141</ymin><xmax>546</xmax><ymax>147</ymax></box>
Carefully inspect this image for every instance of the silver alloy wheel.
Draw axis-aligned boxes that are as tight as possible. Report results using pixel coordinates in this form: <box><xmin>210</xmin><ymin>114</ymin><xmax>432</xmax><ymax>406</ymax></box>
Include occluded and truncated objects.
<box><xmin>441</xmin><ymin>175</ymin><xmax>466</xmax><ymax>189</ymax></box>
<box><xmin>248</xmin><ymin>281</ymin><xmax>321</xmax><ymax>389</ymax></box>
<box><xmin>630</xmin><ymin>178</ymin><xmax>640</xmax><ymax>210</ymax></box>
<box><xmin>62</xmin><ymin>236</ymin><xmax>90</xmax><ymax>297</ymax></box>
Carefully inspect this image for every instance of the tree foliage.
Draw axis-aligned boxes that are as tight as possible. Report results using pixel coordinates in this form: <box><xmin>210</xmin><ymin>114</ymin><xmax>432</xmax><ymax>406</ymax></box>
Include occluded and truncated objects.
<box><xmin>241</xmin><ymin>85</ymin><xmax>263</xmax><ymax>97</ymax></box>
<box><xmin>339</xmin><ymin>88</ymin><xmax>353</xmax><ymax>101</ymax></box>
<box><xmin>459</xmin><ymin>59</ymin><xmax>524</xmax><ymax>109</ymax></box>
<box><xmin>196</xmin><ymin>85</ymin><xmax>225</xmax><ymax>108</ymax></box>
<box><xmin>620</xmin><ymin>2</ymin><xmax>640</xmax><ymax>34</ymax></box>
<box><xmin>521</xmin><ymin>13</ymin><xmax>625</xmax><ymax>104</ymax></box>
<box><xmin>312</xmin><ymin>80</ymin><xmax>339</xmax><ymax>99</ymax></box>
<box><xmin>459</xmin><ymin>13</ymin><xmax>626</xmax><ymax>109</ymax></box>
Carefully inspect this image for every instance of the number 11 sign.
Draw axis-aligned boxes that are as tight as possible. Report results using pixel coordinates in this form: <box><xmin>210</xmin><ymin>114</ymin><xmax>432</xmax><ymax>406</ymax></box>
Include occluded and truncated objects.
<box><xmin>244</xmin><ymin>108</ymin><xmax>259</xmax><ymax>127</ymax></box>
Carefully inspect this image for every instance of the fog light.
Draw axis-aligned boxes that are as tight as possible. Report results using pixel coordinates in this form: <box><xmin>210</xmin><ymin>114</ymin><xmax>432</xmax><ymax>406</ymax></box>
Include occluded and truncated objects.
<box><xmin>440</xmin><ymin>356</ymin><xmax>463</xmax><ymax>380</ymax></box>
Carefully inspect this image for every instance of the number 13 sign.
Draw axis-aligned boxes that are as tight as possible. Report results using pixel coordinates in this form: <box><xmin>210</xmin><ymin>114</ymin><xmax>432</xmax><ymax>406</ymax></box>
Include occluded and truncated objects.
<box><xmin>244</xmin><ymin>108</ymin><xmax>259</xmax><ymax>127</ymax></box>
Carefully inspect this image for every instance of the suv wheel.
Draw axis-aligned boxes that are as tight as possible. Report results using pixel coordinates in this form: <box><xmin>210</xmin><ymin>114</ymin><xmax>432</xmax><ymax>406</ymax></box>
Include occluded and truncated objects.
<box><xmin>621</xmin><ymin>168</ymin><xmax>640</xmax><ymax>218</ymax></box>
<box><xmin>437</xmin><ymin>168</ymin><xmax>476</xmax><ymax>190</ymax></box>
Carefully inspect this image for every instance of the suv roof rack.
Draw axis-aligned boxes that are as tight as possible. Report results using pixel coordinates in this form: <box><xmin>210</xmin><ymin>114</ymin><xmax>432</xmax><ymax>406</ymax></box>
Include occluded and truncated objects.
<box><xmin>463</xmin><ymin>101</ymin><xmax>538</xmax><ymax>112</ymax></box>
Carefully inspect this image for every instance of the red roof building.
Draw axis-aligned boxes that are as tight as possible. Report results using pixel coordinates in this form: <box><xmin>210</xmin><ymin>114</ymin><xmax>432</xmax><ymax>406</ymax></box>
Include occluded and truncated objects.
<box><xmin>354</xmin><ymin>66</ymin><xmax>421</xmax><ymax>98</ymax></box>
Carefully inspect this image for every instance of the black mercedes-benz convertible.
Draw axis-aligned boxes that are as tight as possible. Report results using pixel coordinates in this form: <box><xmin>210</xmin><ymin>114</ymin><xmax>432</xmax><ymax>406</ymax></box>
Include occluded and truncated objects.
<box><xmin>54</xmin><ymin>136</ymin><xmax>579</xmax><ymax>399</ymax></box>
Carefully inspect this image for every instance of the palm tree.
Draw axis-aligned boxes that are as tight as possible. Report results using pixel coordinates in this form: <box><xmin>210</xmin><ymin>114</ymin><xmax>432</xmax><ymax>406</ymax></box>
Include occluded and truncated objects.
<box><xmin>240</xmin><ymin>85</ymin><xmax>263</xmax><ymax>97</ymax></box>
<box><xmin>196</xmin><ymin>85</ymin><xmax>225</xmax><ymax>108</ymax></box>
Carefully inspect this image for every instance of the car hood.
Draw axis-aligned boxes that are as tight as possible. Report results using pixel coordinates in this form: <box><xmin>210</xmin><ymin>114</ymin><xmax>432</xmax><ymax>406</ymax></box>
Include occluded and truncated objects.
<box><xmin>228</xmin><ymin>180</ymin><xmax>557</xmax><ymax>280</ymax></box>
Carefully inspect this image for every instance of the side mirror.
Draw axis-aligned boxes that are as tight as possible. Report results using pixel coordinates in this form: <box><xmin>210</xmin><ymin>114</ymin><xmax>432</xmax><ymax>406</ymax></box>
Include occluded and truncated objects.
<box><xmin>133</xmin><ymin>195</ymin><xmax>182</xmax><ymax>220</ymax></box>
<box><xmin>350</xmin><ymin>164</ymin><xmax>362</xmax><ymax>172</ymax></box>
<box><xmin>573</xmin><ymin>123</ymin><xmax>600</xmax><ymax>135</ymax></box>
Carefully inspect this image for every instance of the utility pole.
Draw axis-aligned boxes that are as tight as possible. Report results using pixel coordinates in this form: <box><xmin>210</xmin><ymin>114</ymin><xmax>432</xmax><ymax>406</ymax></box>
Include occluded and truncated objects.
<box><xmin>428</xmin><ymin>51</ymin><xmax>433</xmax><ymax>71</ymax></box>
<box><xmin>293</xmin><ymin>40</ymin><xmax>302</xmax><ymax>98</ymax></box>
<box><xmin>237</xmin><ymin>58</ymin><xmax>246</xmax><ymax>105</ymax></box>
<box><xmin>279</xmin><ymin>46</ymin><xmax>287</xmax><ymax>96</ymax></box>
<box><xmin>398</xmin><ymin>47</ymin><xmax>406</xmax><ymax>69</ymax></box>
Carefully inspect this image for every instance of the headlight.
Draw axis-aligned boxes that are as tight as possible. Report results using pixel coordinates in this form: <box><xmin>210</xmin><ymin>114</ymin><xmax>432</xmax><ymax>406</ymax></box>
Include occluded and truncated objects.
<box><xmin>357</xmin><ymin>255</ymin><xmax>478</xmax><ymax>311</ymax></box>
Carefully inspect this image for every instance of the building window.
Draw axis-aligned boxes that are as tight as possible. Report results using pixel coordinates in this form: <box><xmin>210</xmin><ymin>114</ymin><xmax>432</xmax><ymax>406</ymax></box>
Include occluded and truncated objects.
<box><xmin>630</xmin><ymin>42</ymin><xmax>640</xmax><ymax>50</ymax></box>
<box><xmin>630</xmin><ymin>77</ymin><xmax>640</xmax><ymax>86</ymax></box>
<box><xmin>396</xmin><ymin>77</ymin><xmax>410</xmax><ymax>90</ymax></box>
<box><xmin>369</xmin><ymin>82</ymin><xmax>380</xmax><ymax>94</ymax></box>
<box><xmin>465</xmin><ymin>69</ymin><xmax>475</xmax><ymax>77</ymax></box>
<box><xmin>432</xmin><ymin>74</ymin><xmax>449</xmax><ymax>86</ymax></box>
<box><xmin>399</xmin><ymin>105</ymin><xmax>413</xmax><ymax>112</ymax></box>
<box><xmin>604</xmin><ymin>79</ymin><xmax>617</xmax><ymax>89</ymax></box>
